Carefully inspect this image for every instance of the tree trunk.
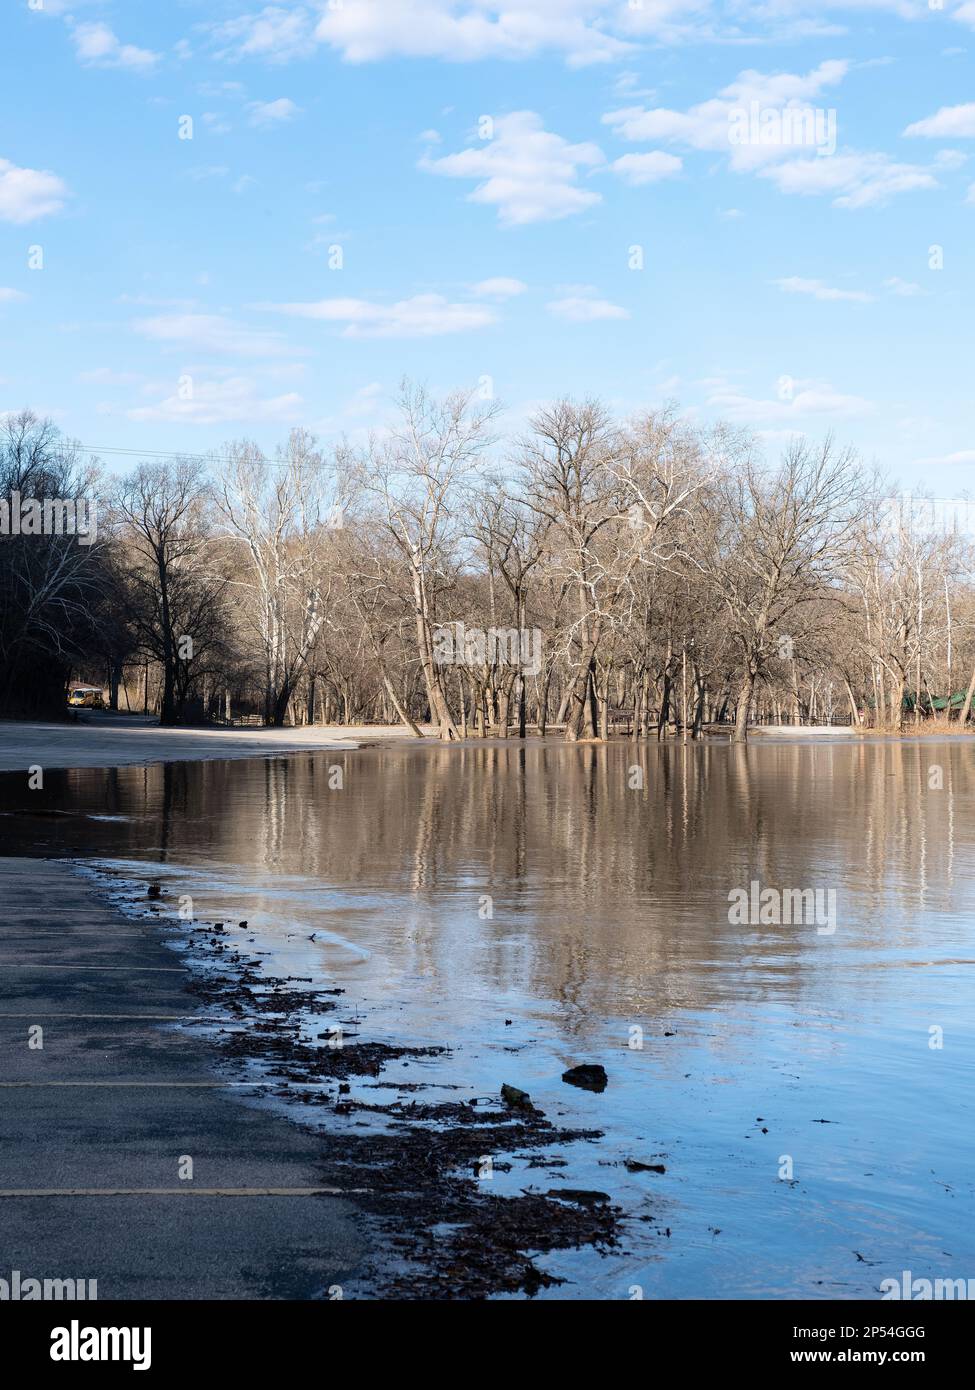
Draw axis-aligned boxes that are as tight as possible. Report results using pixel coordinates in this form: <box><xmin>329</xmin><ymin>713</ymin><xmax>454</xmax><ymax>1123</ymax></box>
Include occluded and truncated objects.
<box><xmin>657</xmin><ymin>672</ymin><xmax>671</xmax><ymax>741</ymax></box>
<box><xmin>598</xmin><ymin>668</ymin><xmax>610</xmax><ymax>741</ymax></box>
<box><xmin>959</xmin><ymin>663</ymin><xmax>975</xmax><ymax>726</ymax></box>
<box><xmin>732</xmin><ymin>671</ymin><xmax>755</xmax><ymax>743</ymax></box>
<box><xmin>538</xmin><ymin>670</ymin><xmax>553</xmax><ymax>738</ymax></box>
<box><xmin>271</xmin><ymin>682</ymin><xmax>292</xmax><ymax>727</ymax></box>
<box><xmin>564</xmin><ymin>658</ymin><xmax>593</xmax><ymax>741</ymax></box>
<box><xmin>692</xmin><ymin>673</ymin><xmax>706</xmax><ymax>738</ymax></box>
<box><xmin>108</xmin><ymin>663</ymin><xmax>120</xmax><ymax>711</ymax></box>
<box><xmin>586</xmin><ymin>662</ymin><xmax>599</xmax><ymax>738</ymax></box>
<box><xmin>497</xmin><ymin>678</ymin><xmax>512</xmax><ymax>739</ymax></box>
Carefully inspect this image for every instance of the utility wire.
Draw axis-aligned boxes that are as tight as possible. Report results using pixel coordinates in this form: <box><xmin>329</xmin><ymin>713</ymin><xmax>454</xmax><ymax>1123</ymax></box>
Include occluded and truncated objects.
<box><xmin>74</xmin><ymin>443</ymin><xmax>313</xmax><ymax>467</ymax></box>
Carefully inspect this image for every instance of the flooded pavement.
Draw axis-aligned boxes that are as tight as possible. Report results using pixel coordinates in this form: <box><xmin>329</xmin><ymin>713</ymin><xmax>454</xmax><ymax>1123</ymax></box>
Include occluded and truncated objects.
<box><xmin>2</xmin><ymin>735</ymin><xmax>974</xmax><ymax>1299</ymax></box>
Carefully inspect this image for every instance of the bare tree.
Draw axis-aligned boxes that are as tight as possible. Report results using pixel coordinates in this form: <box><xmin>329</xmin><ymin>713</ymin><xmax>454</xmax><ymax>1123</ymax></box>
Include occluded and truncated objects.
<box><xmin>9</xmin><ymin>391</ymin><xmax>974</xmax><ymax>740</ymax></box>
<box><xmin>215</xmin><ymin>430</ymin><xmax>343</xmax><ymax>726</ymax></box>
<box><xmin>0</xmin><ymin>412</ymin><xmax>104</xmax><ymax>718</ymax></box>
<box><xmin>703</xmin><ymin>437</ymin><xmax>866</xmax><ymax>742</ymax></box>
<box><xmin>355</xmin><ymin>382</ymin><xmax>498</xmax><ymax>741</ymax></box>
<box><xmin>115</xmin><ymin>459</ymin><xmax>221</xmax><ymax>725</ymax></box>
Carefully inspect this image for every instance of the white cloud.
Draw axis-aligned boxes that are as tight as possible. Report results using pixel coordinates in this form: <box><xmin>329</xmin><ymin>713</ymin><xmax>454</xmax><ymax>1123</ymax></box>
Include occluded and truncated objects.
<box><xmin>309</xmin><ymin>380</ymin><xmax>392</xmax><ymax>439</ymax></box>
<box><xmin>760</xmin><ymin>151</ymin><xmax>938</xmax><ymax>207</ymax></box>
<box><xmin>603</xmin><ymin>59</ymin><xmax>941</xmax><ymax>209</ymax></box>
<box><xmin>23</xmin><ymin>0</ymin><xmax>109</xmax><ymax>13</ymax></box>
<box><xmin>603</xmin><ymin>61</ymin><xmax>850</xmax><ymax>172</ymax></box>
<box><xmin>0</xmin><ymin>288</ymin><xmax>27</xmax><ymax>303</ymax></box>
<box><xmin>130</xmin><ymin>377</ymin><xmax>304</xmax><ymax>425</ymax></box>
<box><xmin>912</xmin><ymin>448</ymin><xmax>975</xmax><ymax>467</ymax></box>
<box><xmin>197</xmin><ymin>80</ymin><xmax>247</xmax><ymax>98</ymax></box>
<box><xmin>0</xmin><ymin>158</ymin><xmax>69</xmax><ymax>223</ymax></box>
<box><xmin>547</xmin><ymin>295</ymin><xmax>629</xmax><ymax>322</ymax></box>
<box><xmin>905</xmin><ymin>103</ymin><xmax>975</xmax><ymax>138</ymax></box>
<box><xmin>421</xmin><ymin>111</ymin><xmax>604</xmax><ymax>226</ymax></box>
<box><xmin>471</xmin><ymin>277</ymin><xmax>528</xmax><ymax>298</ymax></box>
<box><xmin>183</xmin><ymin>166</ymin><xmax>258</xmax><ymax>193</ymax></box>
<box><xmin>315</xmin><ymin>0</ymin><xmax>634</xmax><ymax>67</ymax></box>
<box><xmin>188</xmin><ymin>165</ymin><xmax>231</xmax><ymax>182</ymax></box>
<box><xmin>706</xmin><ymin>376</ymin><xmax>874</xmax><ymax>423</ymax></box>
<box><xmin>71</xmin><ymin>22</ymin><xmax>160</xmax><ymax>71</ymax></box>
<box><xmin>344</xmin><ymin>381</ymin><xmax>385</xmax><ymax>418</ymax></box>
<box><xmin>258</xmin><ymin>293</ymin><xmax>499</xmax><ymax>337</ymax></box>
<box><xmin>203</xmin><ymin>2</ymin><xmax>955</xmax><ymax>67</ymax></box>
<box><xmin>883</xmin><ymin>276</ymin><xmax>924</xmax><ymax>296</ymax></box>
<box><xmin>248</xmin><ymin>97</ymin><xmax>302</xmax><ymax>127</ymax></box>
<box><xmin>610</xmin><ymin>151</ymin><xmax>682</xmax><ymax>185</ymax></box>
<box><xmin>133</xmin><ymin>312</ymin><xmax>297</xmax><ymax>358</ymax></box>
<box><xmin>774</xmin><ymin>276</ymin><xmax>873</xmax><ymax>302</ymax></box>
<box><xmin>78</xmin><ymin>367</ymin><xmax>142</xmax><ymax>384</ymax></box>
<box><xmin>619</xmin><ymin>0</ymin><xmax>716</xmax><ymax>37</ymax></box>
<box><xmin>118</xmin><ymin>291</ymin><xmax>199</xmax><ymax>308</ymax></box>
<box><xmin>210</xmin><ymin>7</ymin><xmax>317</xmax><ymax>63</ymax></box>
<box><xmin>202</xmin><ymin>112</ymin><xmax>233</xmax><ymax>136</ymax></box>
<box><xmin>934</xmin><ymin>148</ymin><xmax>968</xmax><ymax>171</ymax></box>
<box><xmin>723</xmin><ymin>0</ymin><xmax>933</xmax><ymax>35</ymax></box>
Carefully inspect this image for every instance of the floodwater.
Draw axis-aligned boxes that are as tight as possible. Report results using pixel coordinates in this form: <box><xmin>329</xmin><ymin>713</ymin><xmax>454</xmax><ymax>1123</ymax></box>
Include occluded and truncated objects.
<box><xmin>2</xmin><ymin>735</ymin><xmax>974</xmax><ymax>1299</ymax></box>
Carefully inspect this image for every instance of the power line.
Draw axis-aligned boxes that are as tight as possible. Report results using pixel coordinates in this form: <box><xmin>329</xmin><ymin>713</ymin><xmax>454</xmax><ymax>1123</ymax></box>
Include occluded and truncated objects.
<box><xmin>78</xmin><ymin>444</ymin><xmax>223</xmax><ymax>462</ymax></box>
<box><xmin>74</xmin><ymin>444</ymin><xmax>312</xmax><ymax>468</ymax></box>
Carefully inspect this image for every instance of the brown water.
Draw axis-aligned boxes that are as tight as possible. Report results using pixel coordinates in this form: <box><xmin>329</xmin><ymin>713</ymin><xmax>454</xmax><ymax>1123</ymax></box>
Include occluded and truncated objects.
<box><xmin>3</xmin><ymin>734</ymin><xmax>974</xmax><ymax>1299</ymax></box>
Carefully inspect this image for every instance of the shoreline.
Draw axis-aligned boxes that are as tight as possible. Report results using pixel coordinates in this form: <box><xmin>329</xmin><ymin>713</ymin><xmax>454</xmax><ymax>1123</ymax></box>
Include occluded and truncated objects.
<box><xmin>2</xmin><ymin>714</ymin><xmax>972</xmax><ymax>777</ymax></box>
<box><xmin>0</xmin><ymin>848</ymin><xmax>625</xmax><ymax>1299</ymax></box>
<box><xmin>0</xmin><ymin>715</ymin><xmax>432</xmax><ymax>775</ymax></box>
<box><xmin>75</xmin><ymin>859</ymin><xmax>624</xmax><ymax>1299</ymax></box>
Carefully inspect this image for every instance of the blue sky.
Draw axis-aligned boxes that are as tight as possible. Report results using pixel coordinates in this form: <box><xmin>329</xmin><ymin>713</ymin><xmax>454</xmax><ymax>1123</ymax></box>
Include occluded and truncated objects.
<box><xmin>1</xmin><ymin>0</ymin><xmax>973</xmax><ymax>489</ymax></box>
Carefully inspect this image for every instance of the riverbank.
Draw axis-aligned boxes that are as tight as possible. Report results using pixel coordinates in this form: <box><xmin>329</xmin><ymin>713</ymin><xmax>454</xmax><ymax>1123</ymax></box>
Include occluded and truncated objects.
<box><xmin>0</xmin><ymin>714</ymin><xmax>435</xmax><ymax>773</ymax></box>
<box><xmin>4</xmin><ymin>714</ymin><xmax>971</xmax><ymax>775</ymax></box>
<box><xmin>752</xmin><ymin>724</ymin><xmax>975</xmax><ymax>739</ymax></box>
<box><xmin>0</xmin><ymin>850</ymin><xmax>625</xmax><ymax>1299</ymax></box>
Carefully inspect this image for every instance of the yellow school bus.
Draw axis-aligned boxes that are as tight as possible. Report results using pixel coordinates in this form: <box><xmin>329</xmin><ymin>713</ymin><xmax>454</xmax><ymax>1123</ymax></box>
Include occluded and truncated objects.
<box><xmin>68</xmin><ymin>684</ymin><xmax>106</xmax><ymax>709</ymax></box>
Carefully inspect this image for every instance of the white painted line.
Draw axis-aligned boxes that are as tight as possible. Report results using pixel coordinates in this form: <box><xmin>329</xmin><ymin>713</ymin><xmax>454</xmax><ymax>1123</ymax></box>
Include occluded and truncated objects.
<box><xmin>0</xmin><ymin>1080</ymin><xmax>340</xmax><ymax>1088</ymax></box>
<box><xmin>0</xmin><ymin>1186</ymin><xmax>367</xmax><ymax>1197</ymax></box>
<box><xmin>0</xmin><ymin>967</ymin><xmax>187</xmax><ymax>978</ymax></box>
<box><xmin>0</xmin><ymin>1013</ymin><xmax>190</xmax><ymax>1020</ymax></box>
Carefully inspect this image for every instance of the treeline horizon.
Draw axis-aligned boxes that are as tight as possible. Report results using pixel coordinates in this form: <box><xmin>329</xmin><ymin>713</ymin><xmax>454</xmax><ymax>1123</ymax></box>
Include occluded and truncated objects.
<box><xmin>2</xmin><ymin>386</ymin><xmax>974</xmax><ymax>742</ymax></box>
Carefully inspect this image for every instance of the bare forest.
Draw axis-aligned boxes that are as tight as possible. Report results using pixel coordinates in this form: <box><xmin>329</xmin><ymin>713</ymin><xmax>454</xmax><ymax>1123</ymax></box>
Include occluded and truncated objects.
<box><xmin>4</xmin><ymin>390</ymin><xmax>974</xmax><ymax>742</ymax></box>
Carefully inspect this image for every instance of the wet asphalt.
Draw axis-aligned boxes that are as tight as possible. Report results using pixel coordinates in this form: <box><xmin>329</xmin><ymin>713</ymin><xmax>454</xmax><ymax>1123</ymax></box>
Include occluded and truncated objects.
<box><xmin>0</xmin><ymin>857</ymin><xmax>368</xmax><ymax>1299</ymax></box>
